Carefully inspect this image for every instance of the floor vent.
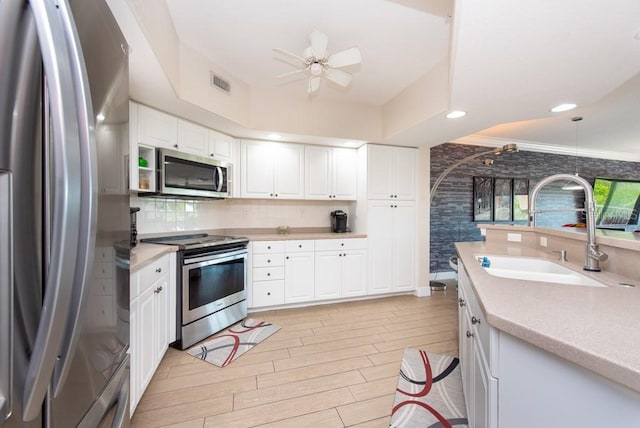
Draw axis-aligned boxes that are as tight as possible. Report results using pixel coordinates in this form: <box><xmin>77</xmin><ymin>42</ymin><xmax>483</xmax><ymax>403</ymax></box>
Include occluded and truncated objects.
<box><xmin>210</xmin><ymin>72</ymin><xmax>231</xmax><ymax>93</ymax></box>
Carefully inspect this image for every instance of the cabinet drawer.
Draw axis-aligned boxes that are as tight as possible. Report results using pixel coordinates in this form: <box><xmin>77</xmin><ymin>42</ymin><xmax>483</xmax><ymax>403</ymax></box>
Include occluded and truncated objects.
<box><xmin>253</xmin><ymin>253</ymin><xmax>285</xmax><ymax>268</ymax></box>
<box><xmin>93</xmin><ymin>262</ymin><xmax>113</xmax><ymax>279</ymax></box>
<box><xmin>93</xmin><ymin>278</ymin><xmax>114</xmax><ymax>296</ymax></box>
<box><xmin>252</xmin><ymin>280</ymin><xmax>285</xmax><ymax>307</ymax></box>
<box><xmin>253</xmin><ymin>267</ymin><xmax>285</xmax><ymax>281</ymax></box>
<box><xmin>252</xmin><ymin>241</ymin><xmax>285</xmax><ymax>254</ymax></box>
<box><xmin>314</xmin><ymin>238</ymin><xmax>367</xmax><ymax>251</ymax></box>
<box><xmin>137</xmin><ymin>255</ymin><xmax>170</xmax><ymax>296</ymax></box>
<box><xmin>285</xmin><ymin>240</ymin><xmax>315</xmax><ymax>253</ymax></box>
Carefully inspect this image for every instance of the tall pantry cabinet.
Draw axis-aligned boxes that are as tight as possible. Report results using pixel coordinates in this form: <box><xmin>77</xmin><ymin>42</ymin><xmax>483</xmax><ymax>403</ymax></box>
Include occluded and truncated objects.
<box><xmin>358</xmin><ymin>144</ymin><xmax>417</xmax><ymax>295</ymax></box>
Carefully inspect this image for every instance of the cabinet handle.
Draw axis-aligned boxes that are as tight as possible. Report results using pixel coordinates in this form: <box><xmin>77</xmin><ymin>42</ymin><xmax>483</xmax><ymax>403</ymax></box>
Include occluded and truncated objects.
<box><xmin>267</xmin><ymin>246</ymin><xmax>271</xmax><ymax>249</ymax></box>
<box><xmin>275</xmin><ymin>194</ymin><xmax>278</xmax><ymax>197</ymax></box>
<box><xmin>267</xmin><ymin>259</ymin><xmax>271</xmax><ymax>263</ymax></box>
<box><xmin>471</xmin><ymin>316</ymin><xmax>481</xmax><ymax>325</ymax></box>
<box><xmin>210</xmin><ymin>153</ymin><xmax>214</xmax><ymax>157</ymax></box>
<box><xmin>394</xmin><ymin>205</ymin><xmax>398</xmax><ymax>208</ymax></box>
<box><xmin>173</xmin><ymin>144</ymin><xmax>178</xmax><ymax>149</ymax></box>
<box><xmin>270</xmin><ymin>193</ymin><xmax>273</xmax><ymax>197</ymax></box>
<box><xmin>298</xmin><ymin>244</ymin><xmax>302</xmax><ymax>248</ymax></box>
<box><xmin>286</xmin><ymin>256</ymin><xmax>289</xmax><ymax>260</ymax></box>
<box><xmin>458</xmin><ymin>298</ymin><xmax>466</xmax><ymax>307</ymax></box>
<box><xmin>267</xmin><ymin>292</ymin><xmax>271</xmax><ymax>296</ymax></box>
<box><xmin>343</xmin><ymin>253</ymin><xmax>346</xmax><ymax>257</ymax></box>
<box><xmin>267</xmin><ymin>273</ymin><xmax>271</xmax><ymax>276</ymax></box>
<box><xmin>466</xmin><ymin>331</ymin><xmax>474</xmax><ymax>338</ymax></box>
<box><xmin>154</xmin><ymin>286</ymin><xmax>163</xmax><ymax>294</ymax></box>
<box><xmin>390</xmin><ymin>205</ymin><xmax>393</xmax><ymax>208</ymax></box>
<box><xmin>339</xmin><ymin>254</ymin><xmax>342</xmax><ymax>257</ymax></box>
<box><xmin>155</xmin><ymin>267</ymin><xmax>162</xmax><ymax>273</ymax></box>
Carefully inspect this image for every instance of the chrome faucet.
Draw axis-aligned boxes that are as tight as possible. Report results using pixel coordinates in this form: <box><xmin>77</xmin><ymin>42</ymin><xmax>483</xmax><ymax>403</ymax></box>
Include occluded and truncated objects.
<box><xmin>529</xmin><ymin>174</ymin><xmax>608</xmax><ymax>272</ymax></box>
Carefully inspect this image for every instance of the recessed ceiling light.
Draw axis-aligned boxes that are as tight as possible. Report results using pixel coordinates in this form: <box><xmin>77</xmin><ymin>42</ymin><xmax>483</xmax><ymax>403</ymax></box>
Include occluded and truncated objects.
<box><xmin>550</xmin><ymin>103</ymin><xmax>577</xmax><ymax>113</ymax></box>
<box><xmin>96</xmin><ymin>113</ymin><xmax>105</xmax><ymax>122</ymax></box>
<box><xmin>446</xmin><ymin>110</ymin><xmax>466</xmax><ymax>119</ymax></box>
<box><xmin>267</xmin><ymin>133</ymin><xmax>282</xmax><ymax>140</ymax></box>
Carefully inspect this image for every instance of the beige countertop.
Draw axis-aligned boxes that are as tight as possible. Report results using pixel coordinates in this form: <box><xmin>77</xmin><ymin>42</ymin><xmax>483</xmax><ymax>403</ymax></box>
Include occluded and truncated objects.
<box><xmin>455</xmin><ymin>240</ymin><xmax>640</xmax><ymax>393</ymax></box>
<box><xmin>130</xmin><ymin>242</ymin><xmax>178</xmax><ymax>272</ymax></box>
<box><xmin>131</xmin><ymin>228</ymin><xmax>367</xmax><ymax>270</ymax></box>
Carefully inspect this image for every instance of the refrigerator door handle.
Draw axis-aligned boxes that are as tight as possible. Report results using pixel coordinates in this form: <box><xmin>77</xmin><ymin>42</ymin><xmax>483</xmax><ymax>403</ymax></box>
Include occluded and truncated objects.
<box><xmin>22</xmin><ymin>0</ymin><xmax>84</xmax><ymax>420</ymax></box>
<box><xmin>51</xmin><ymin>0</ymin><xmax>99</xmax><ymax>397</ymax></box>
<box><xmin>77</xmin><ymin>354</ymin><xmax>130</xmax><ymax>428</ymax></box>
<box><xmin>0</xmin><ymin>171</ymin><xmax>13</xmax><ymax>423</ymax></box>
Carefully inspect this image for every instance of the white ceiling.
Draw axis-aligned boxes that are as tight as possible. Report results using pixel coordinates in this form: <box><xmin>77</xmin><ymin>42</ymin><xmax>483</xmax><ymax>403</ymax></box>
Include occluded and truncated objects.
<box><xmin>109</xmin><ymin>0</ymin><xmax>640</xmax><ymax>160</ymax></box>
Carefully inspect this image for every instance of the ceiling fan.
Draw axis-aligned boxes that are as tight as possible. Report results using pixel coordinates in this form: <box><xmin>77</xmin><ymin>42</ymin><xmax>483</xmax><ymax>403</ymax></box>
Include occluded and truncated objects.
<box><xmin>273</xmin><ymin>29</ymin><xmax>362</xmax><ymax>94</ymax></box>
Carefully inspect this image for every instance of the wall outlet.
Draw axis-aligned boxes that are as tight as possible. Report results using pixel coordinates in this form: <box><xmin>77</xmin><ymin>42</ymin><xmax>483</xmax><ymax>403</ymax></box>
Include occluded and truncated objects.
<box><xmin>540</xmin><ymin>236</ymin><xmax>548</xmax><ymax>247</ymax></box>
<box><xmin>507</xmin><ymin>233</ymin><xmax>522</xmax><ymax>242</ymax></box>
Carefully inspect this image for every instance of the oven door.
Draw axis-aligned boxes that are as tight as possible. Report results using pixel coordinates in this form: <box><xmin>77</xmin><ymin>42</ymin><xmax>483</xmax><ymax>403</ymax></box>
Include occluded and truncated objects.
<box><xmin>181</xmin><ymin>248</ymin><xmax>247</xmax><ymax>325</ymax></box>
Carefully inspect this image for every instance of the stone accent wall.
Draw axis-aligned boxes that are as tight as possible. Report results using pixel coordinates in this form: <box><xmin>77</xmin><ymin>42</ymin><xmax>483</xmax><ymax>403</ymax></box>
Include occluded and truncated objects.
<box><xmin>430</xmin><ymin>143</ymin><xmax>640</xmax><ymax>273</ymax></box>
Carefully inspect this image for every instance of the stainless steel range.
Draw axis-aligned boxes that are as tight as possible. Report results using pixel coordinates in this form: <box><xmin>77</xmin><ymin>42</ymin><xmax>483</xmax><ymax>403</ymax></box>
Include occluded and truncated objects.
<box><xmin>142</xmin><ymin>233</ymin><xmax>249</xmax><ymax>349</ymax></box>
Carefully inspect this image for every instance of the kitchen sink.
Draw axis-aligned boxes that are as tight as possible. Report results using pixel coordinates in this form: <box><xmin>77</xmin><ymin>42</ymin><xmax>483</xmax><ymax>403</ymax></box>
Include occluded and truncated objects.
<box><xmin>476</xmin><ymin>255</ymin><xmax>607</xmax><ymax>287</ymax></box>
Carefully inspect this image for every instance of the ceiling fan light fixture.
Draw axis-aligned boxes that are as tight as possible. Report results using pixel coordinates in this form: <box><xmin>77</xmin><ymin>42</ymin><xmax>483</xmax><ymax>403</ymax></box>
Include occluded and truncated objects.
<box><xmin>310</xmin><ymin>62</ymin><xmax>323</xmax><ymax>76</ymax></box>
<box><xmin>446</xmin><ymin>110</ymin><xmax>466</xmax><ymax>119</ymax></box>
<box><xmin>550</xmin><ymin>103</ymin><xmax>577</xmax><ymax>113</ymax></box>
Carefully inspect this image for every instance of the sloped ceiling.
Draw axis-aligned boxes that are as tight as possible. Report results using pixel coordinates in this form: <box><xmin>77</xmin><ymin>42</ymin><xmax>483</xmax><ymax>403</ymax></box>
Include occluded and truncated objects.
<box><xmin>108</xmin><ymin>0</ymin><xmax>640</xmax><ymax>160</ymax></box>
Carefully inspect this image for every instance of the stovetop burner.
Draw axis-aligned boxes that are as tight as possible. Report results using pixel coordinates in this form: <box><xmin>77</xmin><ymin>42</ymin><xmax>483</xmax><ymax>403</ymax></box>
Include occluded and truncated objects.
<box><xmin>141</xmin><ymin>233</ymin><xmax>249</xmax><ymax>251</ymax></box>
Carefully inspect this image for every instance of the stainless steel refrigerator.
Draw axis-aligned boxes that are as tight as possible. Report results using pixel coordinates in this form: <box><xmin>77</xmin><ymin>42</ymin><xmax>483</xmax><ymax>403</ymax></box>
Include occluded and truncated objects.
<box><xmin>1</xmin><ymin>0</ymin><xmax>130</xmax><ymax>426</ymax></box>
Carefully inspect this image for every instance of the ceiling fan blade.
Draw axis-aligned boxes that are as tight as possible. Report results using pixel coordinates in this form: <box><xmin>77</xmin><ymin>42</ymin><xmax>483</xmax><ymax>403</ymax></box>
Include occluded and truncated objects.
<box><xmin>273</xmin><ymin>48</ymin><xmax>306</xmax><ymax>65</ymax></box>
<box><xmin>308</xmin><ymin>76</ymin><xmax>321</xmax><ymax>94</ymax></box>
<box><xmin>309</xmin><ymin>29</ymin><xmax>328</xmax><ymax>59</ymax></box>
<box><xmin>325</xmin><ymin>68</ymin><xmax>352</xmax><ymax>87</ymax></box>
<box><xmin>277</xmin><ymin>69</ymin><xmax>306</xmax><ymax>78</ymax></box>
<box><xmin>327</xmin><ymin>47</ymin><xmax>361</xmax><ymax>68</ymax></box>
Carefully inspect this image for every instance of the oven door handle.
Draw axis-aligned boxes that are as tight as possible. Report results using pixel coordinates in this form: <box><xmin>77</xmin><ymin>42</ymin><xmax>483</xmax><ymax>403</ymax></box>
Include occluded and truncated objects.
<box><xmin>182</xmin><ymin>249</ymin><xmax>247</xmax><ymax>266</ymax></box>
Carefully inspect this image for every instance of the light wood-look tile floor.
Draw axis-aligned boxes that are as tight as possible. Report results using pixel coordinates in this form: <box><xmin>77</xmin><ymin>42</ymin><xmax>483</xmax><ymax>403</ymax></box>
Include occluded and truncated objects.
<box><xmin>131</xmin><ymin>289</ymin><xmax>459</xmax><ymax>428</ymax></box>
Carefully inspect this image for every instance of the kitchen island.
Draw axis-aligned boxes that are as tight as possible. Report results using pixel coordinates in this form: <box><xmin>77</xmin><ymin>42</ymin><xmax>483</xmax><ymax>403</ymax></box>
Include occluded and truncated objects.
<box><xmin>455</xmin><ymin>225</ymin><xmax>640</xmax><ymax>427</ymax></box>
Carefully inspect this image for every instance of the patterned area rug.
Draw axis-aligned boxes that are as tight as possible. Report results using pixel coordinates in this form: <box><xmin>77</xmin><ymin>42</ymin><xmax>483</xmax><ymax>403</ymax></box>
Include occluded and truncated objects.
<box><xmin>390</xmin><ymin>348</ymin><xmax>468</xmax><ymax>428</ymax></box>
<box><xmin>187</xmin><ymin>319</ymin><xmax>280</xmax><ymax>367</ymax></box>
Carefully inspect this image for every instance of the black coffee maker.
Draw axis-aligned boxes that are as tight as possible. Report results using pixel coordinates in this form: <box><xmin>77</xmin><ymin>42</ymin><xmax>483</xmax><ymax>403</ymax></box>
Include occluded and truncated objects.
<box><xmin>130</xmin><ymin>207</ymin><xmax>140</xmax><ymax>247</ymax></box>
<box><xmin>330</xmin><ymin>210</ymin><xmax>348</xmax><ymax>233</ymax></box>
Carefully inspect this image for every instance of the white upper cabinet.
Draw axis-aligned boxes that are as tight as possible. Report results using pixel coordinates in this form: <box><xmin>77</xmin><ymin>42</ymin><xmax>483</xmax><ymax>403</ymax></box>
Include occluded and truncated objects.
<box><xmin>367</xmin><ymin>145</ymin><xmax>416</xmax><ymax>200</ymax></box>
<box><xmin>241</xmin><ymin>140</ymin><xmax>304</xmax><ymax>199</ymax></box>
<box><xmin>305</xmin><ymin>146</ymin><xmax>356</xmax><ymax>200</ymax></box>
<box><xmin>136</xmin><ymin>104</ymin><xmax>178</xmax><ymax>149</ymax></box>
<box><xmin>208</xmin><ymin>130</ymin><xmax>233</xmax><ymax>163</ymax></box>
<box><xmin>176</xmin><ymin>119</ymin><xmax>208</xmax><ymax>155</ymax></box>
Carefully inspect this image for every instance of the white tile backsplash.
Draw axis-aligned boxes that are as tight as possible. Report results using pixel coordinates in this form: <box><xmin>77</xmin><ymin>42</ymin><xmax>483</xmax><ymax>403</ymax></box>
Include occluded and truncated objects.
<box><xmin>131</xmin><ymin>196</ymin><xmax>355</xmax><ymax>235</ymax></box>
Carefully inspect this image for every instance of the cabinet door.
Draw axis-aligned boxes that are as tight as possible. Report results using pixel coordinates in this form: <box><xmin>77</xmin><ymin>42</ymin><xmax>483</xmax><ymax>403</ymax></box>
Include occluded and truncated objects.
<box><xmin>241</xmin><ymin>140</ymin><xmax>275</xmax><ymax>198</ymax></box>
<box><xmin>177</xmin><ymin>120</ymin><xmax>207</xmax><ymax>155</ymax></box>
<box><xmin>153</xmin><ymin>274</ymin><xmax>169</xmax><ymax>365</ymax></box>
<box><xmin>305</xmin><ymin>146</ymin><xmax>331</xmax><ymax>199</ymax></box>
<box><xmin>367</xmin><ymin>201</ymin><xmax>394</xmax><ymax>294</ymax></box>
<box><xmin>341</xmin><ymin>249</ymin><xmax>367</xmax><ymax>297</ymax></box>
<box><xmin>274</xmin><ymin>143</ymin><xmax>304</xmax><ymax>199</ymax></box>
<box><xmin>137</xmin><ymin>104</ymin><xmax>177</xmax><ymax>149</ymax></box>
<box><xmin>137</xmin><ymin>285</ymin><xmax>156</xmax><ymax>393</ymax></box>
<box><xmin>208</xmin><ymin>130</ymin><xmax>233</xmax><ymax>163</ymax></box>
<box><xmin>367</xmin><ymin>145</ymin><xmax>394</xmax><ymax>199</ymax></box>
<box><xmin>472</xmin><ymin>340</ymin><xmax>489</xmax><ymax>428</ymax></box>
<box><xmin>332</xmin><ymin>148</ymin><xmax>357</xmax><ymax>200</ymax></box>
<box><xmin>314</xmin><ymin>251</ymin><xmax>342</xmax><ymax>300</ymax></box>
<box><xmin>284</xmin><ymin>252</ymin><xmax>315</xmax><ymax>303</ymax></box>
<box><xmin>393</xmin><ymin>202</ymin><xmax>416</xmax><ymax>291</ymax></box>
<box><xmin>393</xmin><ymin>147</ymin><xmax>416</xmax><ymax>200</ymax></box>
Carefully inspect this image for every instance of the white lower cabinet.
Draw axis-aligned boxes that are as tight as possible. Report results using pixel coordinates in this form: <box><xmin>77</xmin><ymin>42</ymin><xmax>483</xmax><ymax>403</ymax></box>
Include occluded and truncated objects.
<box><xmin>458</xmin><ymin>260</ymin><xmax>640</xmax><ymax>428</ymax></box>
<box><xmin>130</xmin><ymin>253</ymin><xmax>175</xmax><ymax>415</ymax></box>
<box><xmin>367</xmin><ymin>200</ymin><xmax>415</xmax><ymax>294</ymax></box>
<box><xmin>315</xmin><ymin>239</ymin><xmax>367</xmax><ymax>300</ymax></box>
<box><xmin>284</xmin><ymin>240</ymin><xmax>315</xmax><ymax>303</ymax></box>
<box><xmin>249</xmin><ymin>238</ymin><xmax>367</xmax><ymax>308</ymax></box>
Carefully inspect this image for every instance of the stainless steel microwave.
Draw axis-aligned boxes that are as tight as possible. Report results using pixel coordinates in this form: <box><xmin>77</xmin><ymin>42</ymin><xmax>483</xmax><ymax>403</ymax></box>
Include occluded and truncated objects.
<box><xmin>154</xmin><ymin>148</ymin><xmax>231</xmax><ymax>199</ymax></box>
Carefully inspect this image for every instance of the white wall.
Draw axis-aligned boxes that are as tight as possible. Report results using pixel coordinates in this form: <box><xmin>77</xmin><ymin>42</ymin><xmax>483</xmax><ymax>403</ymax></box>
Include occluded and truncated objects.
<box><xmin>131</xmin><ymin>196</ymin><xmax>356</xmax><ymax>235</ymax></box>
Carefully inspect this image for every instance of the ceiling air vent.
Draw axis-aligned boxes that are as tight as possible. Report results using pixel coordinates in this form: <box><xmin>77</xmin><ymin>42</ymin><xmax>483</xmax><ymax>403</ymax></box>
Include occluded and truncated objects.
<box><xmin>210</xmin><ymin>72</ymin><xmax>231</xmax><ymax>93</ymax></box>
